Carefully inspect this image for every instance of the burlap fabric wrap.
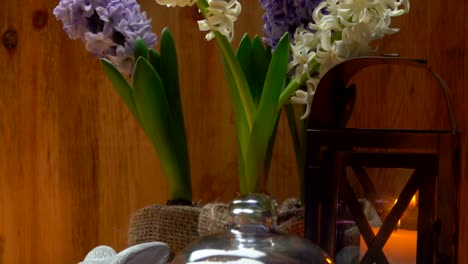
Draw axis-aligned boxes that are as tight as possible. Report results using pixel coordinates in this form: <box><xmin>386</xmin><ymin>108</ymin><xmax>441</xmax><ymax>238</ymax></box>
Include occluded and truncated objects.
<box><xmin>277</xmin><ymin>198</ymin><xmax>304</xmax><ymax>236</ymax></box>
<box><xmin>128</xmin><ymin>204</ymin><xmax>201</xmax><ymax>257</ymax></box>
<box><xmin>197</xmin><ymin>198</ymin><xmax>305</xmax><ymax>237</ymax></box>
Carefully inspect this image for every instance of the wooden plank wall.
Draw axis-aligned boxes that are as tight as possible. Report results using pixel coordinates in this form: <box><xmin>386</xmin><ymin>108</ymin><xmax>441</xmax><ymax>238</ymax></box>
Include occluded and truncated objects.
<box><xmin>0</xmin><ymin>0</ymin><xmax>465</xmax><ymax>263</ymax></box>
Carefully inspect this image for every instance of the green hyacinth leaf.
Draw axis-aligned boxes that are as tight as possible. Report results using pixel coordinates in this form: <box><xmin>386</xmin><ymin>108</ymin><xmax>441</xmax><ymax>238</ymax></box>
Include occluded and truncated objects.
<box><xmin>134</xmin><ymin>37</ymin><xmax>149</xmax><ymax>61</ymax></box>
<box><xmin>221</xmin><ymin>53</ymin><xmax>250</xmax><ymax>193</ymax></box>
<box><xmin>160</xmin><ymin>28</ymin><xmax>181</xmax><ymax>106</ymax></box>
<box><xmin>262</xmin><ymin>112</ymin><xmax>280</xmax><ymax>187</ymax></box>
<box><xmin>251</xmin><ymin>36</ymin><xmax>271</xmax><ymax>105</ymax></box>
<box><xmin>214</xmin><ymin>31</ymin><xmax>255</xmax><ymax>129</ymax></box>
<box><xmin>148</xmin><ymin>49</ymin><xmax>161</xmax><ymax>74</ymax></box>
<box><xmin>244</xmin><ymin>33</ymin><xmax>290</xmax><ymax>193</ymax></box>
<box><xmin>159</xmin><ymin>28</ymin><xmax>191</xmax><ymax>181</ymax></box>
<box><xmin>133</xmin><ymin>57</ymin><xmax>192</xmax><ymax>202</ymax></box>
<box><xmin>160</xmin><ymin>28</ymin><xmax>183</xmax><ymax>122</ymax></box>
<box><xmin>236</xmin><ymin>34</ymin><xmax>254</xmax><ymax>97</ymax></box>
<box><xmin>100</xmin><ymin>58</ymin><xmax>141</xmax><ymax>125</ymax></box>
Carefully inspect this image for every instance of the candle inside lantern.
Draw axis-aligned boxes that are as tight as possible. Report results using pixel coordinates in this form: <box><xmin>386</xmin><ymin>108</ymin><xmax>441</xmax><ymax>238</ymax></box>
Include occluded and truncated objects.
<box><xmin>359</xmin><ymin>195</ymin><xmax>418</xmax><ymax>263</ymax></box>
<box><xmin>359</xmin><ymin>227</ymin><xmax>417</xmax><ymax>264</ymax></box>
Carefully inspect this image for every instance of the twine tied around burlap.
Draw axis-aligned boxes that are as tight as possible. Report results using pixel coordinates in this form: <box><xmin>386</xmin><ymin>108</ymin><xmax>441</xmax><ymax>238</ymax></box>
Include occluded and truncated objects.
<box><xmin>197</xmin><ymin>203</ymin><xmax>231</xmax><ymax>237</ymax></box>
<box><xmin>128</xmin><ymin>204</ymin><xmax>201</xmax><ymax>257</ymax></box>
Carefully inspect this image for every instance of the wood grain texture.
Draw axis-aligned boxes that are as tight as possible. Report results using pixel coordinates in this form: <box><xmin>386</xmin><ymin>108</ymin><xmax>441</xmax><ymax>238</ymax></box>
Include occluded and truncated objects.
<box><xmin>0</xmin><ymin>0</ymin><xmax>465</xmax><ymax>263</ymax></box>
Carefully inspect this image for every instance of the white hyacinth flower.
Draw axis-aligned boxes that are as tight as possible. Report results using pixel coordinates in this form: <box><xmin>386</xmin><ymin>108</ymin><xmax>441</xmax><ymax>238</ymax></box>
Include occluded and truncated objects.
<box><xmin>336</xmin><ymin>0</ymin><xmax>384</xmax><ymax>24</ymax></box>
<box><xmin>288</xmin><ymin>0</ymin><xmax>409</xmax><ymax>119</ymax></box>
<box><xmin>399</xmin><ymin>0</ymin><xmax>410</xmax><ymax>11</ymax></box>
<box><xmin>315</xmin><ymin>42</ymin><xmax>347</xmax><ymax>77</ymax></box>
<box><xmin>340</xmin><ymin>23</ymin><xmax>377</xmax><ymax>56</ymax></box>
<box><xmin>290</xmin><ymin>77</ymin><xmax>320</xmax><ymax>119</ymax></box>
<box><xmin>381</xmin><ymin>0</ymin><xmax>410</xmax><ymax>12</ymax></box>
<box><xmin>288</xmin><ymin>26</ymin><xmax>319</xmax><ymax>83</ymax></box>
<box><xmin>335</xmin><ymin>0</ymin><xmax>408</xmax><ymax>26</ymax></box>
<box><xmin>197</xmin><ymin>0</ymin><xmax>241</xmax><ymax>41</ymax></box>
<box><xmin>155</xmin><ymin>0</ymin><xmax>197</xmax><ymax>7</ymax></box>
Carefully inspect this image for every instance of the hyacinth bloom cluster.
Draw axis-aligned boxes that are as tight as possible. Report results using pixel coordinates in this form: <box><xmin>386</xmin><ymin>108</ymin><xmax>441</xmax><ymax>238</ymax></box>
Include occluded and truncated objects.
<box><xmin>286</xmin><ymin>0</ymin><xmax>410</xmax><ymax>118</ymax></box>
<box><xmin>197</xmin><ymin>0</ymin><xmax>242</xmax><ymax>41</ymax></box>
<box><xmin>259</xmin><ymin>0</ymin><xmax>322</xmax><ymax>49</ymax></box>
<box><xmin>53</xmin><ymin>0</ymin><xmax>157</xmax><ymax>74</ymax></box>
<box><xmin>156</xmin><ymin>0</ymin><xmax>242</xmax><ymax>42</ymax></box>
<box><xmin>54</xmin><ymin>0</ymin><xmax>193</xmax><ymax>202</ymax></box>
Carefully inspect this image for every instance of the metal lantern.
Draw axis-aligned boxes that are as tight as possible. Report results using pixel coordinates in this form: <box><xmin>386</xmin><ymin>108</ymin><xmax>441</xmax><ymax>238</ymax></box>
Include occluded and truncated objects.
<box><xmin>304</xmin><ymin>57</ymin><xmax>461</xmax><ymax>264</ymax></box>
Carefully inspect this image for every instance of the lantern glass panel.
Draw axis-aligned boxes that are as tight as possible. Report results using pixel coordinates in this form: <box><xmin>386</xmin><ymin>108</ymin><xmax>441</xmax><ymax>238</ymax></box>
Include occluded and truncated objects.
<box><xmin>334</xmin><ymin>167</ymin><xmax>419</xmax><ymax>264</ymax></box>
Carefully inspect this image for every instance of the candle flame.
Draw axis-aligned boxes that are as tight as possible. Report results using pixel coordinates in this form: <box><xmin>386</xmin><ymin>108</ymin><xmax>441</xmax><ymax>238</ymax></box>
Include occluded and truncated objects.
<box><xmin>394</xmin><ymin>194</ymin><xmax>417</xmax><ymax>208</ymax></box>
<box><xmin>393</xmin><ymin>194</ymin><xmax>417</xmax><ymax>230</ymax></box>
<box><xmin>393</xmin><ymin>199</ymin><xmax>401</xmax><ymax>231</ymax></box>
<box><xmin>410</xmin><ymin>194</ymin><xmax>417</xmax><ymax>207</ymax></box>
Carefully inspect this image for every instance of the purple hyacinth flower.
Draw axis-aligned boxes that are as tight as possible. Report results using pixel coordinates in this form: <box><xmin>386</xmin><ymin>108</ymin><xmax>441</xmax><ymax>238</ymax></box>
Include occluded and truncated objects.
<box><xmin>53</xmin><ymin>0</ymin><xmax>157</xmax><ymax>74</ymax></box>
<box><xmin>259</xmin><ymin>0</ymin><xmax>322</xmax><ymax>49</ymax></box>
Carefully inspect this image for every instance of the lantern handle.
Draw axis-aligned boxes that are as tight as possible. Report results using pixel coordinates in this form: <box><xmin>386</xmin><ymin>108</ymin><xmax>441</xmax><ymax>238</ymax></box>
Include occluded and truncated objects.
<box><xmin>308</xmin><ymin>56</ymin><xmax>459</xmax><ymax>133</ymax></box>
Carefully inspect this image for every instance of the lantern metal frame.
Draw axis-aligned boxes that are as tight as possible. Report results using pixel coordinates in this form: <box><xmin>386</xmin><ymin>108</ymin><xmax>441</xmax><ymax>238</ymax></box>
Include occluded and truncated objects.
<box><xmin>304</xmin><ymin>57</ymin><xmax>461</xmax><ymax>264</ymax></box>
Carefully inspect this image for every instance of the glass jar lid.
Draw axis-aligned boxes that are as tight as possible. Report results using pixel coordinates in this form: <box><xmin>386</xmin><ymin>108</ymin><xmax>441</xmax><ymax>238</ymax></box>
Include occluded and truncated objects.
<box><xmin>172</xmin><ymin>193</ymin><xmax>333</xmax><ymax>264</ymax></box>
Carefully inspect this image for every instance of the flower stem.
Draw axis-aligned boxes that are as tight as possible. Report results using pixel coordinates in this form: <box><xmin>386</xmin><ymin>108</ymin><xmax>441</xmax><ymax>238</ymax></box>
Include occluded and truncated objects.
<box><xmin>196</xmin><ymin>1</ymin><xmax>255</xmax><ymax>130</ymax></box>
<box><xmin>278</xmin><ymin>79</ymin><xmax>301</xmax><ymax>110</ymax></box>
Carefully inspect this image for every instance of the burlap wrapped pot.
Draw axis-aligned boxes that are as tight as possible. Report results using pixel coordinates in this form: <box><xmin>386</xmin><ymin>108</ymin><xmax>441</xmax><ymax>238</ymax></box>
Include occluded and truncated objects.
<box><xmin>128</xmin><ymin>204</ymin><xmax>201</xmax><ymax>257</ymax></box>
